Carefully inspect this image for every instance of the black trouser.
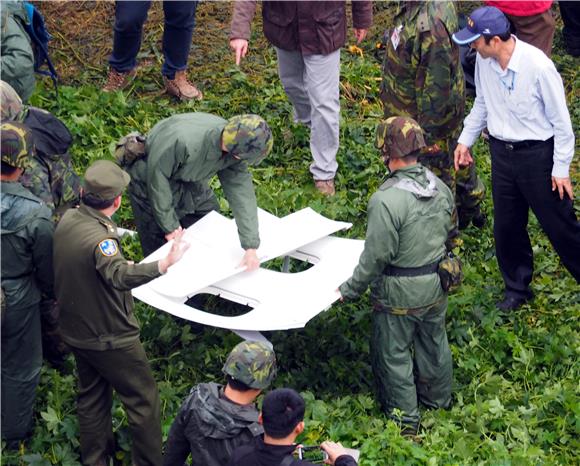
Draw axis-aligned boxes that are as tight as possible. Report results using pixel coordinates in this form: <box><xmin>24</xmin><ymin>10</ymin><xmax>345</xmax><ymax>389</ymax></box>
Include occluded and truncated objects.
<box><xmin>560</xmin><ymin>1</ymin><xmax>580</xmax><ymax>57</ymax></box>
<box><xmin>490</xmin><ymin>137</ymin><xmax>580</xmax><ymax>299</ymax></box>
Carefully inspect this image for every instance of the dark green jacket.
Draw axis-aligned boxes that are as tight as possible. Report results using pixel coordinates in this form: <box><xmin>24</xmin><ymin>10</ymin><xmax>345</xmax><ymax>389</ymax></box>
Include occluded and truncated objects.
<box><xmin>0</xmin><ymin>0</ymin><xmax>35</xmax><ymax>102</ymax></box>
<box><xmin>163</xmin><ymin>382</ymin><xmax>263</xmax><ymax>466</ymax></box>
<box><xmin>53</xmin><ymin>204</ymin><xmax>160</xmax><ymax>351</ymax></box>
<box><xmin>140</xmin><ymin>113</ymin><xmax>260</xmax><ymax>250</ymax></box>
<box><xmin>380</xmin><ymin>1</ymin><xmax>464</xmax><ymax>143</ymax></box>
<box><xmin>340</xmin><ymin>165</ymin><xmax>454</xmax><ymax>309</ymax></box>
<box><xmin>1</xmin><ymin>181</ymin><xmax>54</xmax><ymax>311</ymax></box>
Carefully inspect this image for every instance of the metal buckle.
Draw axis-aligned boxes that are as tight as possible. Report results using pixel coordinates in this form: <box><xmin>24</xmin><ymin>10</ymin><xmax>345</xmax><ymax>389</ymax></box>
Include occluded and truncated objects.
<box><xmin>505</xmin><ymin>143</ymin><xmax>514</xmax><ymax>150</ymax></box>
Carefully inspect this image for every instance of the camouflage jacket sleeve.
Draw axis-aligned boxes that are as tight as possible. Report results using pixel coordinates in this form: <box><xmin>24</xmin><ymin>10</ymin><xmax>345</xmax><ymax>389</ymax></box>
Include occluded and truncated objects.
<box><xmin>218</xmin><ymin>162</ymin><xmax>260</xmax><ymax>250</ymax></box>
<box><xmin>230</xmin><ymin>0</ymin><xmax>257</xmax><ymax>40</ymax></box>
<box><xmin>147</xmin><ymin>149</ymin><xmax>181</xmax><ymax>234</ymax></box>
<box><xmin>94</xmin><ymin>239</ymin><xmax>161</xmax><ymax>292</ymax></box>
<box><xmin>415</xmin><ymin>19</ymin><xmax>459</xmax><ymax>138</ymax></box>
<box><xmin>339</xmin><ymin>193</ymin><xmax>400</xmax><ymax>299</ymax></box>
<box><xmin>0</xmin><ymin>13</ymin><xmax>35</xmax><ymax>102</ymax></box>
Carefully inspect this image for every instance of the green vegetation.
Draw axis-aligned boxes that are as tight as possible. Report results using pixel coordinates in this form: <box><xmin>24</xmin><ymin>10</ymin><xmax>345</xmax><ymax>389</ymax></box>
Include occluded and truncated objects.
<box><xmin>2</xmin><ymin>3</ymin><xmax>578</xmax><ymax>465</ymax></box>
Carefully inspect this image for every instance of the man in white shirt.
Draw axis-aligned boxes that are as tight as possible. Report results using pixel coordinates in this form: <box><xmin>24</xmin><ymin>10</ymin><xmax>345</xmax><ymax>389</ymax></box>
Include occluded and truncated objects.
<box><xmin>452</xmin><ymin>6</ymin><xmax>579</xmax><ymax>310</ymax></box>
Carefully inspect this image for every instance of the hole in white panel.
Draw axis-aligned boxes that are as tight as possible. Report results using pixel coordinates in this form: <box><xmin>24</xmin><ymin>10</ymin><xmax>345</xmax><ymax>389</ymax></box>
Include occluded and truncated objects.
<box><xmin>184</xmin><ymin>293</ymin><xmax>255</xmax><ymax>317</ymax></box>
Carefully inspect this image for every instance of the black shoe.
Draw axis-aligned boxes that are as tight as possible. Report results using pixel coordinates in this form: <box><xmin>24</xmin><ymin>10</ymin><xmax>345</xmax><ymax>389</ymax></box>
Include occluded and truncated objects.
<box><xmin>496</xmin><ymin>295</ymin><xmax>530</xmax><ymax>311</ymax></box>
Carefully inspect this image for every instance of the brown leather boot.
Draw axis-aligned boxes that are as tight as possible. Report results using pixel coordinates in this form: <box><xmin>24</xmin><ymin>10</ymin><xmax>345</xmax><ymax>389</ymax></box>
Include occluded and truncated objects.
<box><xmin>314</xmin><ymin>179</ymin><xmax>336</xmax><ymax>196</ymax></box>
<box><xmin>102</xmin><ymin>68</ymin><xmax>136</xmax><ymax>92</ymax></box>
<box><xmin>163</xmin><ymin>71</ymin><xmax>203</xmax><ymax>101</ymax></box>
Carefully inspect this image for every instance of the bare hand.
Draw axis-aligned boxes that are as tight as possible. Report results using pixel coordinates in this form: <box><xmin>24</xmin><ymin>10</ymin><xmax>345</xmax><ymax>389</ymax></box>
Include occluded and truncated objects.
<box><xmin>454</xmin><ymin>143</ymin><xmax>473</xmax><ymax>171</ymax></box>
<box><xmin>551</xmin><ymin>176</ymin><xmax>574</xmax><ymax>200</ymax></box>
<box><xmin>165</xmin><ymin>227</ymin><xmax>181</xmax><ymax>242</ymax></box>
<box><xmin>238</xmin><ymin>248</ymin><xmax>260</xmax><ymax>271</ymax></box>
<box><xmin>158</xmin><ymin>228</ymin><xmax>190</xmax><ymax>274</ymax></box>
<box><xmin>353</xmin><ymin>28</ymin><xmax>367</xmax><ymax>44</ymax></box>
<box><xmin>321</xmin><ymin>441</ymin><xmax>349</xmax><ymax>465</ymax></box>
<box><xmin>230</xmin><ymin>38</ymin><xmax>249</xmax><ymax>65</ymax></box>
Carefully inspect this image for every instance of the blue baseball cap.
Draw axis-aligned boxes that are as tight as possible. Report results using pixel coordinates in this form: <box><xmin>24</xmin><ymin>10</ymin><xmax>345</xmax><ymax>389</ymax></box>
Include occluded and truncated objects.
<box><xmin>452</xmin><ymin>6</ymin><xmax>511</xmax><ymax>45</ymax></box>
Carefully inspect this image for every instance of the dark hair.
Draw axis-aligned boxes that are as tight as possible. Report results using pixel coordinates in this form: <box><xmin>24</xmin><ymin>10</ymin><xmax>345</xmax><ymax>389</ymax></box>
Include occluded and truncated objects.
<box><xmin>226</xmin><ymin>375</ymin><xmax>253</xmax><ymax>392</ymax></box>
<box><xmin>483</xmin><ymin>31</ymin><xmax>511</xmax><ymax>45</ymax></box>
<box><xmin>261</xmin><ymin>388</ymin><xmax>305</xmax><ymax>439</ymax></box>
<box><xmin>0</xmin><ymin>161</ymin><xmax>18</xmax><ymax>176</ymax></box>
<box><xmin>81</xmin><ymin>192</ymin><xmax>116</xmax><ymax>210</ymax></box>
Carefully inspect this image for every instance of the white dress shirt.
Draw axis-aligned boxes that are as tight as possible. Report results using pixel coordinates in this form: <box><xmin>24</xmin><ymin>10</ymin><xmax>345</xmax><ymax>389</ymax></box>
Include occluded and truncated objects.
<box><xmin>458</xmin><ymin>37</ymin><xmax>575</xmax><ymax>178</ymax></box>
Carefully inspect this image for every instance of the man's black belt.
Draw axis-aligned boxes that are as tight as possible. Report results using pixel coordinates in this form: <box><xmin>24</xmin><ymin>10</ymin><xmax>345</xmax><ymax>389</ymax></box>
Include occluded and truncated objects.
<box><xmin>383</xmin><ymin>260</ymin><xmax>440</xmax><ymax>277</ymax></box>
<box><xmin>489</xmin><ymin>135</ymin><xmax>553</xmax><ymax>151</ymax></box>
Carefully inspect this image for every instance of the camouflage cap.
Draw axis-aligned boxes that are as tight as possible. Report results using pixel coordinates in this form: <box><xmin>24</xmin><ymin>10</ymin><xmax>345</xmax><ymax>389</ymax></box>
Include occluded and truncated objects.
<box><xmin>375</xmin><ymin>116</ymin><xmax>426</xmax><ymax>159</ymax></box>
<box><xmin>83</xmin><ymin>160</ymin><xmax>131</xmax><ymax>201</ymax></box>
<box><xmin>222</xmin><ymin>114</ymin><xmax>273</xmax><ymax>166</ymax></box>
<box><xmin>0</xmin><ymin>80</ymin><xmax>23</xmax><ymax>122</ymax></box>
<box><xmin>222</xmin><ymin>340</ymin><xmax>277</xmax><ymax>389</ymax></box>
<box><xmin>1</xmin><ymin>122</ymin><xmax>33</xmax><ymax>169</ymax></box>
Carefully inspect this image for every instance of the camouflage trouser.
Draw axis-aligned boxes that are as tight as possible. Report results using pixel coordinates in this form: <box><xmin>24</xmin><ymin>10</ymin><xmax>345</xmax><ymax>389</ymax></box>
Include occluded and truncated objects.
<box><xmin>370</xmin><ymin>297</ymin><xmax>452</xmax><ymax>432</ymax></box>
<box><xmin>420</xmin><ymin>137</ymin><xmax>486</xmax><ymax>237</ymax></box>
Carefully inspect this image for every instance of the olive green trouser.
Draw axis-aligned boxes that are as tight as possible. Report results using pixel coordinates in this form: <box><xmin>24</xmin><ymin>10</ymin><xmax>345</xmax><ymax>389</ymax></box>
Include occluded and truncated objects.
<box><xmin>1</xmin><ymin>303</ymin><xmax>42</xmax><ymax>442</ymax></box>
<box><xmin>371</xmin><ymin>297</ymin><xmax>452</xmax><ymax>431</ymax></box>
<box><xmin>72</xmin><ymin>340</ymin><xmax>161</xmax><ymax>466</ymax></box>
<box><xmin>123</xmin><ymin>160</ymin><xmax>219</xmax><ymax>256</ymax></box>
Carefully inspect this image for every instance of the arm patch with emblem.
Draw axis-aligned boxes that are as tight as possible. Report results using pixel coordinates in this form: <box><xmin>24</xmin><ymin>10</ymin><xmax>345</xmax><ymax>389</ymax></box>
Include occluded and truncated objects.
<box><xmin>98</xmin><ymin>239</ymin><xmax>119</xmax><ymax>257</ymax></box>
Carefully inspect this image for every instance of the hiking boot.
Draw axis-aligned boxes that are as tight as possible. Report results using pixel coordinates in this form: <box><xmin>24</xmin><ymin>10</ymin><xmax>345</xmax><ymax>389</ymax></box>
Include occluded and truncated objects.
<box><xmin>102</xmin><ymin>68</ymin><xmax>136</xmax><ymax>92</ymax></box>
<box><xmin>314</xmin><ymin>179</ymin><xmax>335</xmax><ymax>196</ymax></box>
<box><xmin>163</xmin><ymin>71</ymin><xmax>203</xmax><ymax>101</ymax></box>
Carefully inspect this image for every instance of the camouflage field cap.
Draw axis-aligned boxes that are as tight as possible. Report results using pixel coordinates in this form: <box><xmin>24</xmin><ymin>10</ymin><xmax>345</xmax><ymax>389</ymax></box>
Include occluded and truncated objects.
<box><xmin>83</xmin><ymin>160</ymin><xmax>131</xmax><ymax>201</ymax></box>
<box><xmin>375</xmin><ymin>116</ymin><xmax>426</xmax><ymax>159</ymax></box>
<box><xmin>222</xmin><ymin>340</ymin><xmax>277</xmax><ymax>389</ymax></box>
<box><xmin>1</xmin><ymin>122</ymin><xmax>33</xmax><ymax>169</ymax></box>
<box><xmin>0</xmin><ymin>80</ymin><xmax>23</xmax><ymax>122</ymax></box>
<box><xmin>222</xmin><ymin>114</ymin><xmax>273</xmax><ymax>166</ymax></box>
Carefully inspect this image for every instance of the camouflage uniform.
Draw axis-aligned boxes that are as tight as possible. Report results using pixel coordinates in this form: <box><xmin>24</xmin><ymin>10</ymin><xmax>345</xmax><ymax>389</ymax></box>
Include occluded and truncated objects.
<box><xmin>163</xmin><ymin>341</ymin><xmax>277</xmax><ymax>466</ymax></box>
<box><xmin>1</xmin><ymin>80</ymin><xmax>81</xmax><ymax>223</ymax></box>
<box><xmin>380</xmin><ymin>0</ymin><xmax>485</xmax><ymax>231</ymax></box>
<box><xmin>340</xmin><ymin>118</ymin><xmax>454</xmax><ymax>432</ymax></box>
<box><xmin>117</xmin><ymin>113</ymin><xmax>272</xmax><ymax>256</ymax></box>
<box><xmin>1</xmin><ymin>123</ymin><xmax>55</xmax><ymax>445</ymax></box>
<box><xmin>1</xmin><ymin>80</ymin><xmax>77</xmax><ymax>367</ymax></box>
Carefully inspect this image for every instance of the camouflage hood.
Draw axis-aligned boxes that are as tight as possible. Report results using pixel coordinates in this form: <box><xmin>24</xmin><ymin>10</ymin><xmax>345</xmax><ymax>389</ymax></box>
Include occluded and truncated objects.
<box><xmin>188</xmin><ymin>382</ymin><xmax>262</xmax><ymax>440</ymax></box>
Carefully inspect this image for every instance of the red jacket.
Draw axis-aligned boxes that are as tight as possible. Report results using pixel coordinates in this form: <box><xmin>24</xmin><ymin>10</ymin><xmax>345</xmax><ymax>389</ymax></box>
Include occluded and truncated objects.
<box><xmin>485</xmin><ymin>1</ymin><xmax>552</xmax><ymax>17</ymax></box>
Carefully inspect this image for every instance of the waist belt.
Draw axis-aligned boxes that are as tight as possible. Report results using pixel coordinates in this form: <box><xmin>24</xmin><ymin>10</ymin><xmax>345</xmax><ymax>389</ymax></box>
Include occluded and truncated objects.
<box><xmin>489</xmin><ymin>135</ymin><xmax>553</xmax><ymax>151</ymax></box>
<box><xmin>383</xmin><ymin>260</ymin><xmax>439</xmax><ymax>277</ymax></box>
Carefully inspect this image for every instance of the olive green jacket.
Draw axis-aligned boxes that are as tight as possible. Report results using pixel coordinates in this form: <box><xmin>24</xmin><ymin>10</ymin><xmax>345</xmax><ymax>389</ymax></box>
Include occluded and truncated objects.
<box><xmin>140</xmin><ymin>113</ymin><xmax>260</xmax><ymax>250</ymax></box>
<box><xmin>0</xmin><ymin>1</ymin><xmax>35</xmax><ymax>102</ymax></box>
<box><xmin>53</xmin><ymin>204</ymin><xmax>160</xmax><ymax>351</ymax></box>
<box><xmin>1</xmin><ymin>181</ymin><xmax>54</xmax><ymax>311</ymax></box>
<box><xmin>340</xmin><ymin>165</ymin><xmax>454</xmax><ymax>309</ymax></box>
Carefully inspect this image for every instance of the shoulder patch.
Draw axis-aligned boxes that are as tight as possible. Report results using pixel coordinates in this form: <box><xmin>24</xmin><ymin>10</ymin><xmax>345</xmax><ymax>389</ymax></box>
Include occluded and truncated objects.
<box><xmin>98</xmin><ymin>239</ymin><xmax>118</xmax><ymax>257</ymax></box>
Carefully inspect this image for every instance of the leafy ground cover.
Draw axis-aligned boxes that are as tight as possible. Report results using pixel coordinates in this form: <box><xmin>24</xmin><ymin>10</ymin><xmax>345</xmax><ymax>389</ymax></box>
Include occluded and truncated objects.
<box><xmin>2</xmin><ymin>2</ymin><xmax>578</xmax><ymax>465</ymax></box>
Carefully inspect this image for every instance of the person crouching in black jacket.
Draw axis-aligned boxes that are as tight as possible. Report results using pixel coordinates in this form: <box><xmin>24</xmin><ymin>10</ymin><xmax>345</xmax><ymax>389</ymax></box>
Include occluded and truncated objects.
<box><xmin>227</xmin><ymin>388</ymin><xmax>357</xmax><ymax>466</ymax></box>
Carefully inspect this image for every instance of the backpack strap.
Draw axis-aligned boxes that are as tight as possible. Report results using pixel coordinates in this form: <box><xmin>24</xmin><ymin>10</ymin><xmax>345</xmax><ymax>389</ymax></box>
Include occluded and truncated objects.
<box><xmin>280</xmin><ymin>455</ymin><xmax>296</xmax><ymax>466</ymax></box>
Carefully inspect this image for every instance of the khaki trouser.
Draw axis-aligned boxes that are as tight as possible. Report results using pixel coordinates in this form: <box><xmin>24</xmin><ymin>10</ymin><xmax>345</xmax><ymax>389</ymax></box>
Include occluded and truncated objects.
<box><xmin>371</xmin><ymin>297</ymin><xmax>452</xmax><ymax>431</ymax></box>
<box><xmin>72</xmin><ymin>340</ymin><xmax>161</xmax><ymax>466</ymax></box>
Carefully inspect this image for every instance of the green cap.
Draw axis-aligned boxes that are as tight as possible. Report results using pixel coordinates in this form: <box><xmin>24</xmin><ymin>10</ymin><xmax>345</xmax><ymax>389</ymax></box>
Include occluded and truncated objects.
<box><xmin>222</xmin><ymin>340</ymin><xmax>277</xmax><ymax>389</ymax></box>
<box><xmin>83</xmin><ymin>160</ymin><xmax>131</xmax><ymax>201</ymax></box>
<box><xmin>375</xmin><ymin>116</ymin><xmax>426</xmax><ymax>159</ymax></box>
<box><xmin>222</xmin><ymin>114</ymin><xmax>273</xmax><ymax>166</ymax></box>
<box><xmin>0</xmin><ymin>80</ymin><xmax>23</xmax><ymax>122</ymax></box>
<box><xmin>1</xmin><ymin>122</ymin><xmax>33</xmax><ymax>168</ymax></box>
